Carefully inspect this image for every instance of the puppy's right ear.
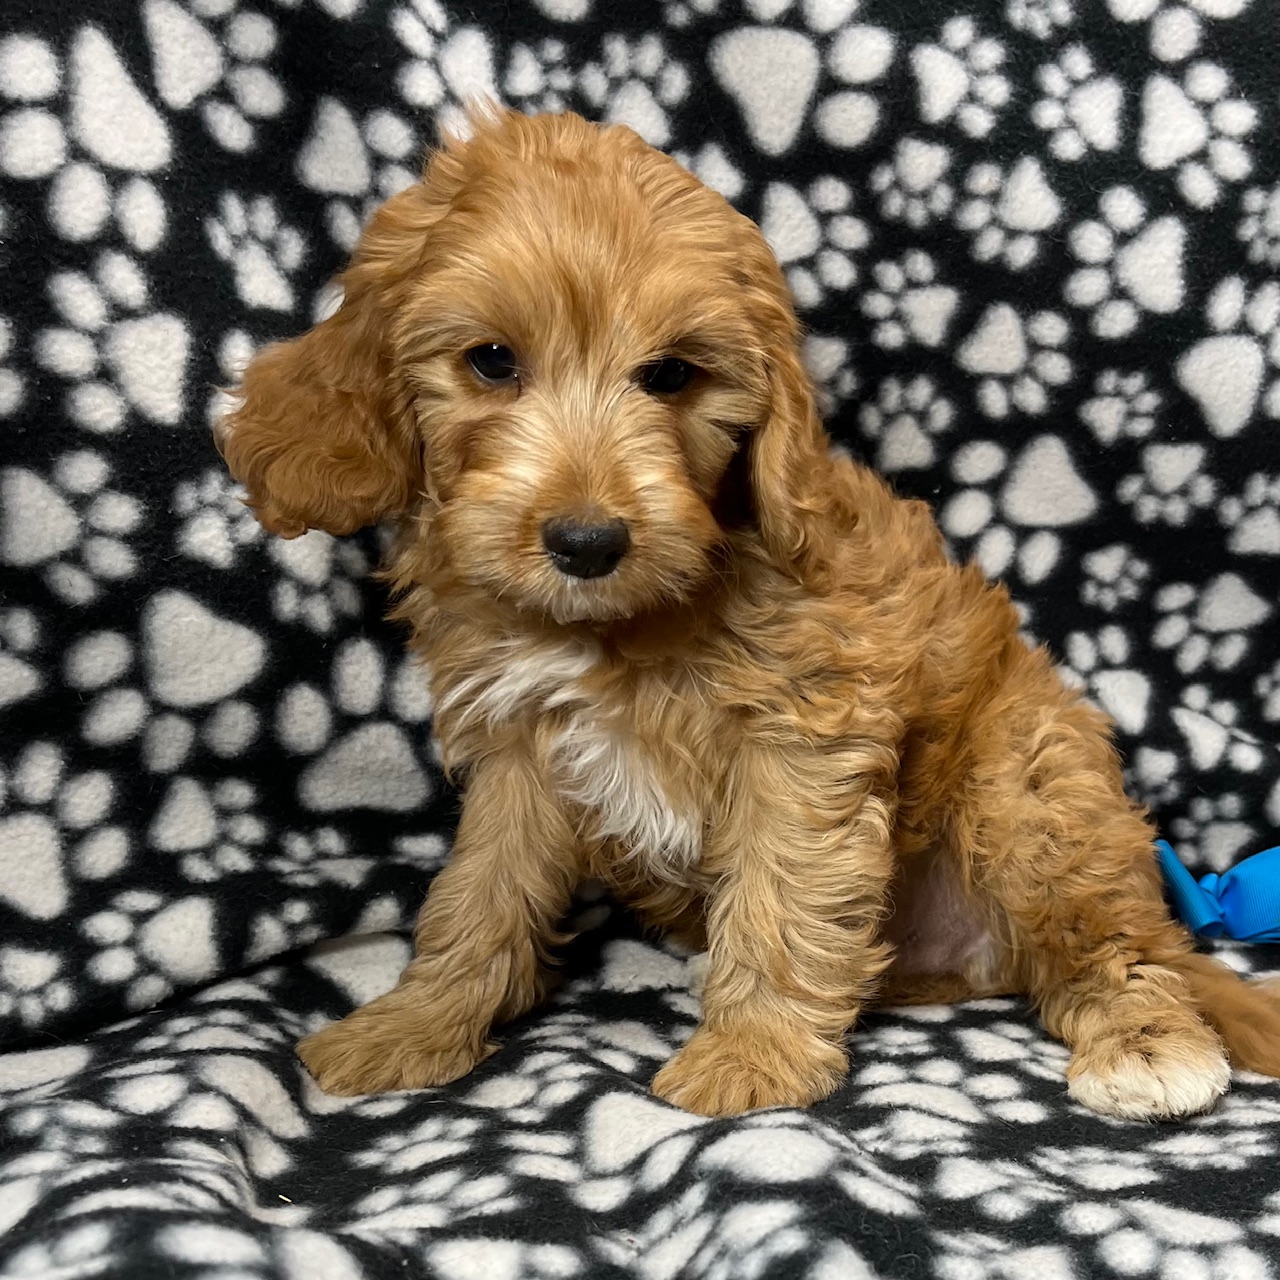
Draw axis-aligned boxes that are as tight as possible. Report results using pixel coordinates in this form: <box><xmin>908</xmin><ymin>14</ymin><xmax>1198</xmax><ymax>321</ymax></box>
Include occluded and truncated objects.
<box><xmin>217</xmin><ymin>182</ymin><xmax>442</xmax><ymax>538</ymax></box>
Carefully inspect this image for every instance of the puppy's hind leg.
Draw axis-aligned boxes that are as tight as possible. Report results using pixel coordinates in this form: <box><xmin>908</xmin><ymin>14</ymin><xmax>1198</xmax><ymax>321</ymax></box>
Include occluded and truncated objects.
<box><xmin>967</xmin><ymin>702</ymin><xmax>1229</xmax><ymax>1121</ymax></box>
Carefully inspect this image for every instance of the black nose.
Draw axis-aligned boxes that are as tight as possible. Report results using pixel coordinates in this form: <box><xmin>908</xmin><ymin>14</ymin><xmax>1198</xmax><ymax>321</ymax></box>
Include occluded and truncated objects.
<box><xmin>541</xmin><ymin>518</ymin><xmax>631</xmax><ymax>579</ymax></box>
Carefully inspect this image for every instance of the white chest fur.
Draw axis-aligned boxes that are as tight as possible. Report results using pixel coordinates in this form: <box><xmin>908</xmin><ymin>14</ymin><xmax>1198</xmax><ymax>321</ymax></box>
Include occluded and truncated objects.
<box><xmin>437</xmin><ymin>637</ymin><xmax>702</xmax><ymax>872</ymax></box>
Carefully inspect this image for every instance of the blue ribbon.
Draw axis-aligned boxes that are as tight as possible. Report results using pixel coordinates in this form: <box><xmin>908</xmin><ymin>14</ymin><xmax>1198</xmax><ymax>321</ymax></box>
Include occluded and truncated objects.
<box><xmin>1157</xmin><ymin>839</ymin><xmax>1280</xmax><ymax>943</ymax></box>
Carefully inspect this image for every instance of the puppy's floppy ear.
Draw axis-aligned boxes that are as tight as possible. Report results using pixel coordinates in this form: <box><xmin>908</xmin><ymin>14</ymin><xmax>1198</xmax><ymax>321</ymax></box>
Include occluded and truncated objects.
<box><xmin>217</xmin><ymin>182</ymin><xmax>441</xmax><ymax>538</ymax></box>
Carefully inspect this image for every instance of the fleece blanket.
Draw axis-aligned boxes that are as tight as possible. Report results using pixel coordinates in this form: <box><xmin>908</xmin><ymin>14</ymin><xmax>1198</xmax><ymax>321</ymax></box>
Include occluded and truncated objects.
<box><xmin>2</xmin><ymin>0</ymin><xmax>1280</xmax><ymax>1275</ymax></box>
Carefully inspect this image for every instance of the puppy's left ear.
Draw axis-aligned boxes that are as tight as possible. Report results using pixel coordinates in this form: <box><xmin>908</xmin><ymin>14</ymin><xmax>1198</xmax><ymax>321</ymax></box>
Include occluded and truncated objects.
<box><xmin>748</xmin><ymin>316</ymin><xmax>831</xmax><ymax>572</ymax></box>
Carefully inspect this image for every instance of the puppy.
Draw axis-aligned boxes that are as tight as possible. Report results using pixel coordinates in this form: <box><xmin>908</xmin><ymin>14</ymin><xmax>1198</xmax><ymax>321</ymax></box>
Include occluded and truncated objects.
<box><xmin>219</xmin><ymin>106</ymin><xmax>1280</xmax><ymax>1120</ymax></box>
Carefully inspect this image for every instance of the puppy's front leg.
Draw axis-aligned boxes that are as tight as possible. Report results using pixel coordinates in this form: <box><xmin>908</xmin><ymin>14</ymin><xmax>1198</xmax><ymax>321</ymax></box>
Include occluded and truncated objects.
<box><xmin>652</xmin><ymin>741</ymin><xmax>897</xmax><ymax>1116</ymax></box>
<box><xmin>298</xmin><ymin>749</ymin><xmax>580</xmax><ymax>1095</ymax></box>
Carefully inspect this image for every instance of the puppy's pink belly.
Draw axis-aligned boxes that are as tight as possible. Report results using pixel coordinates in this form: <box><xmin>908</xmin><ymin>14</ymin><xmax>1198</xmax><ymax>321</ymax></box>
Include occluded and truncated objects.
<box><xmin>884</xmin><ymin>852</ymin><xmax>995</xmax><ymax>976</ymax></box>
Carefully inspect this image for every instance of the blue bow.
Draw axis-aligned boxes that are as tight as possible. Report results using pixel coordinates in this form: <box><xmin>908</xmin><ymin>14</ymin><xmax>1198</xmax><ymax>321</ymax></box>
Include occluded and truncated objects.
<box><xmin>1157</xmin><ymin>839</ymin><xmax>1280</xmax><ymax>943</ymax></box>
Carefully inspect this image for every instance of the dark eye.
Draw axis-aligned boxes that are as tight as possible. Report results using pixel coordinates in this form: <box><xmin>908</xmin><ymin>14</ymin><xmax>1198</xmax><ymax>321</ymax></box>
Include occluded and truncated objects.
<box><xmin>640</xmin><ymin>357</ymin><xmax>696</xmax><ymax>395</ymax></box>
<box><xmin>466</xmin><ymin>343</ymin><xmax>519</xmax><ymax>384</ymax></box>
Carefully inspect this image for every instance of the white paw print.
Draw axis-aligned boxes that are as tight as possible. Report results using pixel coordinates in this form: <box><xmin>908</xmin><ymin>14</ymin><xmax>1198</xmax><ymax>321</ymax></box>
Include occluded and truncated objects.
<box><xmin>1175</xmin><ymin>686</ymin><xmax>1267</xmax><ymax>779</ymax></box>
<box><xmin>869</xmin><ymin>137</ymin><xmax>954</xmax><ymax>229</ymax></box>
<box><xmin>911</xmin><ymin>16</ymin><xmax>1010</xmax><ymax>139</ymax></box>
<box><xmin>1255</xmin><ymin>661</ymin><xmax>1280</xmax><ymax>723</ymax></box>
<box><xmin>1153</xmin><ymin>574</ymin><xmax>1272</xmax><ymax>674</ymax></box>
<box><xmin>391</xmin><ymin>1</ymin><xmax>495</xmax><ymax>135</ymax></box>
<box><xmin>0</xmin><ymin>451</ymin><xmax>142</xmax><ymax>605</ymax></box>
<box><xmin>34</xmin><ymin>252</ymin><xmax>188</xmax><ymax>431</ymax></box>
<box><xmin>144</xmin><ymin>0</ymin><xmax>286</xmax><ymax>152</ymax></box>
<box><xmin>0</xmin><ymin>606</ymin><xmax>41</xmax><ymax>711</ymax></box>
<box><xmin>504</xmin><ymin>38</ymin><xmax>574</xmax><ymax>114</ymax></box>
<box><xmin>760</xmin><ymin>177</ymin><xmax>869</xmax><ymax>309</ymax></box>
<box><xmin>269</xmin><ymin>531</ymin><xmax>370</xmax><ymax>634</ymax></box>
<box><xmin>579</xmin><ymin>34</ymin><xmax>690</xmax><ymax>149</ymax></box>
<box><xmin>149</xmin><ymin>775</ymin><xmax>267</xmax><ymax>882</ymax></box>
<box><xmin>271</xmin><ymin>826</ymin><xmax>359</xmax><ymax>889</ymax></box>
<box><xmin>1079</xmin><ymin>369</ymin><xmax>1161</xmax><ymax>444</ymax></box>
<box><xmin>297</xmin><ymin>98</ymin><xmax>424</xmax><ymax>252</ymax></box>
<box><xmin>174</xmin><ymin>467</ymin><xmax>263</xmax><ymax>569</ymax></box>
<box><xmin>277</xmin><ymin>638</ymin><xmax>435</xmax><ymax>813</ymax></box>
<box><xmin>1139</xmin><ymin>62</ymin><xmax>1256</xmax><ymax>209</ymax></box>
<box><xmin>0</xmin><ymin>945</ymin><xmax>73</xmax><ymax>1029</ymax></box>
<box><xmin>1117</xmin><ymin>443</ymin><xmax>1216</xmax><ymax>526</ymax></box>
<box><xmin>1238</xmin><ymin>181</ymin><xmax>1280</xmax><ymax>269</ymax></box>
<box><xmin>1170</xmin><ymin>789</ymin><xmax>1256</xmax><ymax>871</ymax></box>
<box><xmin>663</xmin><ymin>0</ymin><xmax>720</xmax><ymax>27</ymax></box>
<box><xmin>80</xmin><ymin>887</ymin><xmax>219</xmax><ymax>1009</ymax></box>
<box><xmin>1080</xmin><ymin>543</ymin><xmax>1151</xmax><ymax>612</ymax></box>
<box><xmin>1177</xmin><ymin>277</ymin><xmax>1280</xmax><ymax>438</ymax></box>
<box><xmin>956</xmin><ymin>305</ymin><xmax>1073</xmax><ymax>418</ymax></box>
<box><xmin>858</xmin><ymin>375</ymin><xmax>956</xmax><ymax>473</ymax></box>
<box><xmin>860</xmin><ymin>250</ymin><xmax>958</xmax><ymax>350</ymax></box>
<box><xmin>0</xmin><ymin>740</ymin><xmax>126</xmax><ymax>912</ymax></box>
<box><xmin>62</xmin><ymin>599</ymin><xmax>264</xmax><ymax>770</ymax></box>
<box><xmin>1130</xmin><ymin>744</ymin><xmax>1182</xmax><ymax>806</ymax></box>
<box><xmin>940</xmin><ymin>438</ymin><xmax>1083</xmax><ymax>586</ymax></box>
<box><xmin>0</xmin><ymin>31</ymin><xmax>170</xmax><ymax>250</ymax></box>
<box><xmin>1006</xmin><ymin>0</ymin><xmax>1074</xmax><ymax>40</ymax></box>
<box><xmin>803</xmin><ymin>333</ymin><xmax>859</xmax><ymax>410</ymax></box>
<box><xmin>1031</xmin><ymin>45</ymin><xmax>1123</xmax><ymax>161</ymax></box>
<box><xmin>954</xmin><ymin>157</ymin><xmax>1062</xmax><ymax>271</ymax></box>
<box><xmin>1219</xmin><ymin>472</ymin><xmax>1280</xmax><ymax>556</ymax></box>
<box><xmin>671</xmin><ymin>140</ymin><xmax>746</xmax><ymax>202</ymax></box>
<box><xmin>0</xmin><ymin>315</ymin><xmax>22</xmax><ymax>418</ymax></box>
<box><xmin>1062</xmin><ymin>625</ymin><xmax>1150</xmax><ymax>735</ymax></box>
<box><xmin>206</xmin><ymin>192</ymin><xmax>306</xmax><ymax>313</ymax></box>
<box><xmin>1108</xmin><ymin>0</ymin><xmax>1251</xmax><ymax>65</ymax></box>
<box><xmin>0</xmin><ymin>1223</ymin><xmax>120</xmax><ymax>1280</ymax></box>
<box><xmin>1064</xmin><ymin>187</ymin><xmax>1185</xmax><ymax>339</ymax></box>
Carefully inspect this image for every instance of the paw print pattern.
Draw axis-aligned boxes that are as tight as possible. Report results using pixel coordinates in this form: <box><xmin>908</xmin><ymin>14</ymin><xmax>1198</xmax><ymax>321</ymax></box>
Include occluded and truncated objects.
<box><xmin>0</xmin><ymin>607</ymin><xmax>42</xmax><ymax>711</ymax></box>
<box><xmin>142</xmin><ymin>0</ymin><xmax>286</xmax><ymax>152</ymax></box>
<box><xmin>0</xmin><ymin>315</ymin><xmax>22</xmax><ymax>418</ymax></box>
<box><xmin>579</xmin><ymin>34</ymin><xmax>690</xmax><ymax>149</ymax></box>
<box><xmin>1153</xmin><ymin>575</ymin><xmax>1272</xmax><ymax>674</ymax></box>
<box><xmin>1218</xmin><ymin>473</ymin><xmax>1280</xmax><ymax>556</ymax></box>
<box><xmin>391</xmin><ymin>1</ymin><xmax>497</xmax><ymax>135</ymax></box>
<box><xmin>940</xmin><ymin>435</ymin><xmax>1097</xmax><ymax>586</ymax></box>
<box><xmin>1238</xmin><ymin>181</ymin><xmax>1280</xmax><ymax>268</ymax></box>
<box><xmin>1177</xmin><ymin>277</ymin><xmax>1280</xmax><ymax>438</ymax></box>
<box><xmin>1169</xmin><ymin>790</ymin><xmax>1256</xmax><ymax>870</ymax></box>
<box><xmin>1079</xmin><ymin>370</ymin><xmax>1161</xmax><ymax>444</ymax></box>
<box><xmin>1139</xmin><ymin>63</ymin><xmax>1257</xmax><ymax>209</ymax></box>
<box><xmin>869</xmin><ymin>138</ymin><xmax>953</xmax><ymax>229</ymax></box>
<box><xmin>0</xmin><ymin>944</ymin><xmax>73</xmax><ymax>1030</ymax></box>
<box><xmin>760</xmin><ymin>178</ymin><xmax>869</xmax><ymax>309</ymax></box>
<box><xmin>956</xmin><ymin>305</ymin><xmax>1073</xmax><ymax>418</ymax></box>
<box><xmin>955</xmin><ymin>158</ymin><xmax>1062</xmax><ymax>271</ymax></box>
<box><xmin>860</xmin><ymin>251</ymin><xmax>958</xmax><ymax>350</ymax></box>
<box><xmin>504</xmin><ymin>39</ymin><xmax>574</xmax><ymax>114</ymax></box>
<box><xmin>174</xmin><ymin>468</ymin><xmax>263</xmax><ymax>569</ymax></box>
<box><xmin>1006</xmin><ymin>0</ymin><xmax>1074</xmax><ymax>40</ymax></box>
<box><xmin>205</xmin><ymin>192</ymin><xmax>306</xmax><ymax>313</ymax></box>
<box><xmin>269</xmin><ymin>531</ymin><xmax>370</xmax><ymax>634</ymax></box>
<box><xmin>1080</xmin><ymin>543</ymin><xmax>1151</xmax><ymax>612</ymax></box>
<box><xmin>1117</xmin><ymin>443</ymin><xmax>1216</xmax><ymax>526</ymax></box>
<box><xmin>0</xmin><ymin>741</ymin><xmax>126</xmax><ymax>922</ymax></box>
<box><xmin>0</xmin><ymin>30</ymin><xmax>170</xmax><ymax>250</ymax></box>
<box><xmin>1063</xmin><ymin>625</ymin><xmax>1151</xmax><ymax>734</ymax></box>
<box><xmin>803</xmin><ymin>333</ymin><xmax>859</xmax><ymax>410</ymax></box>
<box><xmin>277</xmin><ymin>638</ymin><xmax>435</xmax><ymax>813</ymax></box>
<box><xmin>858</xmin><ymin>375</ymin><xmax>956</xmax><ymax>473</ymax></box>
<box><xmin>710</xmin><ymin>2</ymin><xmax>895</xmax><ymax>157</ymax></box>
<box><xmin>0</xmin><ymin>451</ymin><xmax>142</xmax><ymax>605</ymax></box>
<box><xmin>34</xmin><ymin>252</ymin><xmax>189</xmax><ymax>431</ymax></box>
<box><xmin>80</xmin><ymin>887</ymin><xmax>220</xmax><ymax>1009</ymax></box>
<box><xmin>149</xmin><ymin>776</ymin><xmax>267</xmax><ymax>883</ymax></box>
<box><xmin>1108</xmin><ymin>0</ymin><xmax>1253</xmax><ymax>65</ymax></box>
<box><xmin>61</xmin><ymin>593</ymin><xmax>265</xmax><ymax>770</ymax></box>
<box><xmin>911</xmin><ymin>17</ymin><xmax>1010</xmax><ymax>139</ymax></box>
<box><xmin>1064</xmin><ymin>188</ymin><xmax>1185</xmax><ymax>339</ymax></box>
<box><xmin>1031</xmin><ymin>45</ymin><xmax>1123</xmax><ymax>161</ymax></box>
<box><xmin>1256</xmin><ymin>661</ymin><xmax>1280</xmax><ymax>723</ymax></box>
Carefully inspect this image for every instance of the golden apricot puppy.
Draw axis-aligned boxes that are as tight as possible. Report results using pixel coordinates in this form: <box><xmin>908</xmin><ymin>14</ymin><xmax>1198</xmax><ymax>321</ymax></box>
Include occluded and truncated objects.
<box><xmin>218</xmin><ymin>106</ymin><xmax>1280</xmax><ymax>1120</ymax></box>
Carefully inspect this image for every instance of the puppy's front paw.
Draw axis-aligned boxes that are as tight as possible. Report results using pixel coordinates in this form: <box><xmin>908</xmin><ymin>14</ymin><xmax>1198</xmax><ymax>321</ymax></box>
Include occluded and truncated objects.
<box><xmin>298</xmin><ymin>1010</ymin><xmax>490</xmax><ymax>1096</ymax></box>
<box><xmin>1067</xmin><ymin>1023</ymin><xmax>1230</xmax><ymax>1121</ymax></box>
<box><xmin>652</xmin><ymin>1026</ymin><xmax>847</xmax><ymax>1117</ymax></box>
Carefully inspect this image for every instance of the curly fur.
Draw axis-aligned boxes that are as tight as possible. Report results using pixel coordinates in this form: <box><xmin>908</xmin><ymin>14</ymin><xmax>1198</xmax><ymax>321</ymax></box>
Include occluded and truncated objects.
<box><xmin>218</xmin><ymin>106</ymin><xmax>1280</xmax><ymax>1120</ymax></box>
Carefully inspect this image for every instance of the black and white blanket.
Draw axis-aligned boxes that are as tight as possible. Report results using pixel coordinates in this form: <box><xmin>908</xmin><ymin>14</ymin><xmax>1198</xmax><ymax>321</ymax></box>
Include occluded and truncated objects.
<box><xmin>2</xmin><ymin>0</ymin><xmax>1279</xmax><ymax>1275</ymax></box>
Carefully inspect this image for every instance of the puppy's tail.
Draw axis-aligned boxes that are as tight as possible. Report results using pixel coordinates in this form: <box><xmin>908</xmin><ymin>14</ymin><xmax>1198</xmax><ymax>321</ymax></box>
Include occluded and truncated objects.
<box><xmin>1173</xmin><ymin>951</ymin><xmax>1280</xmax><ymax>1075</ymax></box>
